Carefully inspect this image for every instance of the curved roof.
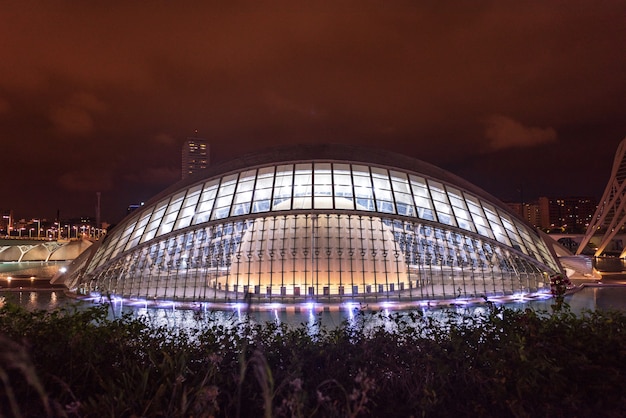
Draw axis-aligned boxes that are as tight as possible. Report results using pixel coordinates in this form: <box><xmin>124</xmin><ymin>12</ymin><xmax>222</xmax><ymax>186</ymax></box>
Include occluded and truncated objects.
<box><xmin>88</xmin><ymin>144</ymin><xmax>558</xmax><ymax>274</ymax></box>
<box><xmin>153</xmin><ymin>143</ymin><xmax>503</xmax><ymax>210</ymax></box>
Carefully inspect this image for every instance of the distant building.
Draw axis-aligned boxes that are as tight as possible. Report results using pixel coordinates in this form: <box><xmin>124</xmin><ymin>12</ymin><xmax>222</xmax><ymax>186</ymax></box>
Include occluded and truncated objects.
<box><xmin>506</xmin><ymin>197</ymin><xmax>597</xmax><ymax>233</ymax></box>
<box><xmin>539</xmin><ymin>196</ymin><xmax>596</xmax><ymax>233</ymax></box>
<box><xmin>505</xmin><ymin>202</ymin><xmax>541</xmax><ymax>228</ymax></box>
<box><xmin>182</xmin><ymin>137</ymin><xmax>209</xmax><ymax>179</ymax></box>
<box><xmin>1</xmin><ymin>209</ymin><xmax>13</xmax><ymax>236</ymax></box>
<box><xmin>127</xmin><ymin>202</ymin><xmax>144</xmax><ymax>214</ymax></box>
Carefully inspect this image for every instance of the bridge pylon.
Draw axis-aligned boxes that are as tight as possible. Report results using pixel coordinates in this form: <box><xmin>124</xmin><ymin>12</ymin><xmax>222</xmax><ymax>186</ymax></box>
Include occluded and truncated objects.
<box><xmin>577</xmin><ymin>137</ymin><xmax>626</xmax><ymax>257</ymax></box>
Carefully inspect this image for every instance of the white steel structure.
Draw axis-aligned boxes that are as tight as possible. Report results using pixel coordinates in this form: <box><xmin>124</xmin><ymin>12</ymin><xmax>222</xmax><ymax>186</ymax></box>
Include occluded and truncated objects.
<box><xmin>67</xmin><ymin>145</ymin><xmax>560</xmax><ymax>306</ymax></box>
<box><xmin>577</xmin><ymin>137</ymin><xmax>626</xmax><ymax>257</ymax></box>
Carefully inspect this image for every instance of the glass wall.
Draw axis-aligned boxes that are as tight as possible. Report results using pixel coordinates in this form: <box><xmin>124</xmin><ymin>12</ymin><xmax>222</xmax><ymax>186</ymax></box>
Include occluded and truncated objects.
<box><xmin>77</xmin><ymin>160</ymin><xmax>559</xmax><ymax>304</ymax></box>
<box><xmin>81</xmin><ymin>214</ymin><xmax>549</xmax><ymax>303</ymax></box>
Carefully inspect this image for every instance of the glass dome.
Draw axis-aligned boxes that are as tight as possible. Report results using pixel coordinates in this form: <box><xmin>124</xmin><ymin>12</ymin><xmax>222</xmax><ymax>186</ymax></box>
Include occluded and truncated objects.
<box><xmin>69</xmin><ymin>145</ymin><xmax>560</xmax><ymax>306</ymax></box>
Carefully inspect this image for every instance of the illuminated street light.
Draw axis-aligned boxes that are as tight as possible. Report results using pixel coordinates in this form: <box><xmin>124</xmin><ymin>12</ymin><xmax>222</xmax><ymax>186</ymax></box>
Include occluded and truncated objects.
<box><xmin>2</xmin><ymin>215</ymin><xmax>10</xmax><ymax>237</ymax></box>
<box><xmin>32</xmin><ymin>219</ymin><xmax>41</xmax><ymax>239</ymax></box>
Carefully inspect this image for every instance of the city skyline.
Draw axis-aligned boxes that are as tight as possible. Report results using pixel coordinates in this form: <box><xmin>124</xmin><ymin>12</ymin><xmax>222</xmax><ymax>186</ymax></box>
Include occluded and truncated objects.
<box><xmin>0</xmin><ymin>2</ymin><xmax>624</xmax><ymax>224</ymax></box>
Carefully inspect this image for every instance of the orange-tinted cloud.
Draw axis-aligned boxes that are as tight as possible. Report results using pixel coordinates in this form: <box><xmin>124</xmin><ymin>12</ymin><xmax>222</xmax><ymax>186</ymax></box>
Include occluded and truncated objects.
<box><xmin>49</xmin><ymin>106</ymin><xmax>94</xmax><ymax>136</ymax></box>
<box><xmin>124</xmin><ymin>167</ymin><xmax>181</xmax><ymax>185</ymax></box>
<box><xmin>59</xmin><ymin>170</ymin><xmax>114</xmax><ymax>192</ymax></box>
<box><xmin>485</xmin><ymin>115</ymin><xmax>557</xmax><ymax>151</ymax></box>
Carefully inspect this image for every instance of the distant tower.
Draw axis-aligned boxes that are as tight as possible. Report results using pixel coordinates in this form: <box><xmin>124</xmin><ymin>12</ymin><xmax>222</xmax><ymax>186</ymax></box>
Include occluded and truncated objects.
<box><xmin>577</xmin><ymin>137</ymin><xmax>626</xmax><ymax>257</ymax></box>
<box><xmin>96</xmin><ymin>192</ymin><xmax>101</xmax><ymax>229</ymax></box>
<box><xmin>182</xmin><ymin>136</ymin><xmax>210</xmax><ymax>180</ymax></box>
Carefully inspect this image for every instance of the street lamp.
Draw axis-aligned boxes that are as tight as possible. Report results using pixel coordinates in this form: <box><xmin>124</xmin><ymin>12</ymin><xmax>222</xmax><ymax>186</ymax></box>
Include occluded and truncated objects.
<box><xmin>2</xmin><ymin>215</ymin><xmax>10</xmax><ymax>237</ymax></box>
<box><xmin>32</xmin><ymin>219</ymin><xmax>41</xmax><ymax>239</ymax></box>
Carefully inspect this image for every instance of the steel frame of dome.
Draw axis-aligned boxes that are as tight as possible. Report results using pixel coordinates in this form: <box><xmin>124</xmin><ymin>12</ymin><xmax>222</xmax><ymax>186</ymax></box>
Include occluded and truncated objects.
<box><xmin>68</xmin><ymin>145</ymin><xmax>561</xmax><ymax>309</ymax></box>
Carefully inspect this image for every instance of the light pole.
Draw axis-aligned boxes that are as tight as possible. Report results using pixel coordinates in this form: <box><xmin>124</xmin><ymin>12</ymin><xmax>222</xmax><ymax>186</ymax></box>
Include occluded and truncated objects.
<box><xmin>2</xmin><ymin>215</ymin><xmax>10</xmax><ymax>237</ymax></box>
<box><xmin>33</xmin><ymin>219</ymin><xmax>41</xmax><ymax>239</ymax></box>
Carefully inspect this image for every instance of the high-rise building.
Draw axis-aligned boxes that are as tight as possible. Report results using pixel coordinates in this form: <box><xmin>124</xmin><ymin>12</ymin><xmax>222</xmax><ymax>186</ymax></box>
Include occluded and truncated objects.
<box><xmin>505</xmin><ymin>201</ymin><xmax>542</xmax><ymax>228</ymax></box>
<box><xmin>1</xmin><ymin>209</ymin><xmax>13</xmax><ymax>236</ymax></box>
<box><xmin>538</xmin><ymin>196</ymin><xmax>596</xmax><ymax>233</ymax></box>
<box><xmin>182</xmin><ymin>137</ymin><xmax>209</xmax><ymax>179</ymax></box>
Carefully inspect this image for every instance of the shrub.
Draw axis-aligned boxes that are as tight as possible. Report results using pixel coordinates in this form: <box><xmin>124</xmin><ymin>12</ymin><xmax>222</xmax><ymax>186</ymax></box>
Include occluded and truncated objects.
<box><xmin>0</xmin><ymin>301</ymin><xmax>624</xmax><ymax>417</ymax></box>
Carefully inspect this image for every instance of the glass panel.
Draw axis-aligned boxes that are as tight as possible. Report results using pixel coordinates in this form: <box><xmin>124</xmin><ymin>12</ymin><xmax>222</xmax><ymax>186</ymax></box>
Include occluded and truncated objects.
<box><xmin>409</xmin><ymin>175</ymin><xmax>436</xmax><ymax>221</ymax></box>
<box><xmin>433</xmin><ymin>201</ymin><xmax>456</xmax><ymax>226</ymax></box>
<box><xmin>499</xmin><ymin>212</ymin><xmax>527</xmax><ymax>254</ymax></box>
<box><xmin>174</xmin><ymin>184</ymin><xmax>202</xmax><ymax>230</ymax></box>
<box><xmin>157</xmin><ymin>191</ymin><xmax>185</xmax><ymax>237</ymax></box>
<box><xmin>352</xmin><ymin>169</ymin><xmax>374</xmax><ymax>211</ymax></box>
<box><xmin>140</xmin><ymin>199</ymin><xmax>169</xmax><ymax>244</ymax></box>
<box><xmin>427</xmin><ymin>180</ymin><xmax>448</xmax><ymax>203</ymax></box>
<box><xmin>483</xmin><ymin>202</ymin><xmax>511</xmax><ymax>246</ymax></box>
<box><xmin>371</xmin><ymin>167</ymin><xmax>393</xmax><ymax>212</ymax></box>
<box><xmin>273</xmin><ymin>166</ymin><xmax>293</xmax><ymax>210</ymax></box>
<box><xmin>445</xmin><ymin>186</ymin><xmax>475</xmax><ymax>232</ymax></box>
<box><xmin>231</xmin><ymin>172</ymin><xmax>255</xmax><ymax>216</ymax></box>
<box><xmin>292</xmin><ymin>164</ymin><xmax>312</xmax><ymax>209</ymax></box>
<box><xmin>124</xmin><ymin>211</ymin><xmax>152</xmax><ymax>251</ymax></box>
<box><xmin>389</xmin><ymin>171</ymin><xmax>411</xmax><ymax>194</ymax></box>
<box><xmin>192</xmin><ymin>180</ymin><xmax>219</xmax><ymax>225</ymax></box>
<box><xmin>333</xmin><ymin>164</ymin><xmax>354</xmax><ymax>209</ymax></box>
<box><xmin>111</xmin><ymin>220</ymin><xmax>137</xmax><ymax>258</ymax></box>
<box><xmin>428</xmin><ymin>180</ymin><xmax>455</xmax><ymax>226</ymax></box>
<box><xmin>446</xmin><ymin>186</ymin><xmax>465</xmax><ymax>208</ymax></box>
<box><xmin>465</xmin><ymin>195</ymin><xmax>494</xmax><ymax>239</ymax></box>
<box><xmin>252</xmin><ymin>169</ymin><xmax>274</xmax><ymax>214</ymax></box>
<box><xmin>211</xmin><ymin>175</ymin><xmax>237</xmax><ymax>220</ymax></box>
<box><xmin>313</xmin><ymin>163</ymin><xmax>333</xmax><ymax>208</ymax></box>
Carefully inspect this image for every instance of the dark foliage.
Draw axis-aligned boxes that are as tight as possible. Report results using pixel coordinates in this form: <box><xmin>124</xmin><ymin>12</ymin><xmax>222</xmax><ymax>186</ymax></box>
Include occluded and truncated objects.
<box><xmin>0</xmin><ymin>301</ymin><xmax>624</xmax><ymax>417</ymax></box>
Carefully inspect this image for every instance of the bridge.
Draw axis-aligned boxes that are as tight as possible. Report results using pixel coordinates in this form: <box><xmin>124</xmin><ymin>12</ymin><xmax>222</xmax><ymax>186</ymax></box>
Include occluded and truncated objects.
<box><xmin>0</xmin><ymin>238</ymin><xmax>93</xmax><ymax>280</ymax></box>
<box><xmin>576</xmin><ymin>136</ymin><xmax>626</xmax><ymax>258</ymax></box>
<box><xmin>548</xmin><ymin>233</ymin><xmax>626</xmax><ymax>256</ymax></box>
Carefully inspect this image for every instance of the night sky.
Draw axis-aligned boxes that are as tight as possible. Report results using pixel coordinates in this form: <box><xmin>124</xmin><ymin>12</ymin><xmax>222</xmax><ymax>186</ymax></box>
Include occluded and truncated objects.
<box><xmin>1</xmin><ymin>1</ymin><xmax>624</xmax><ymax>225</ymax></box>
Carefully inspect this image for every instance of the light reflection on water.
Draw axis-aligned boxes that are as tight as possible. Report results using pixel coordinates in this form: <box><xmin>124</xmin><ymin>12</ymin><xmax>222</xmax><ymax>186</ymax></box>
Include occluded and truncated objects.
<box><xmin>2</xmin><ymin>287</ymin><xmax>624</xmax><ymax>331</ymax></box>
<box><xmin>1</xmin><ymin>290</ymin><xmax>64</xmax><ymax>311</ymax></box>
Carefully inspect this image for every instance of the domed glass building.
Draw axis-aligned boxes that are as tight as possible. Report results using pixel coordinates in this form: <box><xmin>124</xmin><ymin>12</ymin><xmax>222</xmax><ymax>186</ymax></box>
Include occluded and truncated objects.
<box><xmin>67</xmin><ymin>145</ymin><xmax>561</xmax><ymax>308</ymax></box>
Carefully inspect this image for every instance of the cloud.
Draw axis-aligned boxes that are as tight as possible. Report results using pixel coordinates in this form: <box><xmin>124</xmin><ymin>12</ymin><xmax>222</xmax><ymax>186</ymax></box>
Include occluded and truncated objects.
<box><xmin>48</xmin><ymin>92</ymin><xmax>107</xmax><ymax>136</ymax></box>
<box><xmin>484</xmin><ymin>115</ymin><xmax>557</xmax><ymax>151</ymax></box>
<box><xmin>69</xmin><ymin>92</ymin><xmax>107</xmax><ymax>112</ymax></box>
<box><xmin>59</xmin><ymin>170</ymin><xmax>113</xmax><ymax>192</ymax></box>
<box><xmin>49</xmin><ymin>106</ymin><xmax>94</xmax><ymax>136</ymax></box>
<box><xmin>153</xmin><ymin>133</ymin><xmax>176</xmax><ymax>145</ymax></box>
<box><xmin>124</xmin><ymin>167</ymin><xmax>181</xmax><ymax>185</ymax></box>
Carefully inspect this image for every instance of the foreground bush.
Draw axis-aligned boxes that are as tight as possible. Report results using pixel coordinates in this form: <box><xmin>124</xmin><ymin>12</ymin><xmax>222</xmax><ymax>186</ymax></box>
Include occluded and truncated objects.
<box><xmin>0</xmin><ymin>301</ymin><xmax>625</xmax><ymax>417</ymax></box>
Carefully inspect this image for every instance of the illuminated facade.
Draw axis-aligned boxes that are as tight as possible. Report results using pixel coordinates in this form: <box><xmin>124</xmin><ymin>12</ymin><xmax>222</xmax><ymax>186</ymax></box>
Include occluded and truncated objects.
<box><xmin>181</xmin><ymin>138</ymin><xmax>209</xmax><ymax>180</ymax></box>
<box><xmin>68</xmin><ymin>145</ymin><xmax>560</xmax><ymax>307</ymax></box>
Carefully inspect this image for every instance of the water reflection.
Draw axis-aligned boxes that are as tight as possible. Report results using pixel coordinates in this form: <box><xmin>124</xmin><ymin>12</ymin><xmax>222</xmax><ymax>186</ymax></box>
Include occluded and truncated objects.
<box><xmin>1</xmin><ymin>287</ymin><xmax>625</xmax><ymax>332</ymax></box>
<box><xmin>0</xmin><ymin>290</ymin><xmax>65</xmax><ymax>311</ymax></box>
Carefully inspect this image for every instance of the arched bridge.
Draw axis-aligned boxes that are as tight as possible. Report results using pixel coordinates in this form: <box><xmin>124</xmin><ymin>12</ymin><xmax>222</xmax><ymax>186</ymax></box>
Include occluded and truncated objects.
<box><xmin>0</xmin><ymin>239</ymin><xmax>93</xmax><ymax>262</ymax></box>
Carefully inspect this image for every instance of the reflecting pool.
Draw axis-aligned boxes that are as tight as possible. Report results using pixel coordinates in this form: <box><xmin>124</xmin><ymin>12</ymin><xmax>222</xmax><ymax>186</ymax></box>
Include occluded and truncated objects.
<box><xmin>2</xmin><ymin>285</ymin><xmax>625</xmax><ymax>331</ymax></box>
